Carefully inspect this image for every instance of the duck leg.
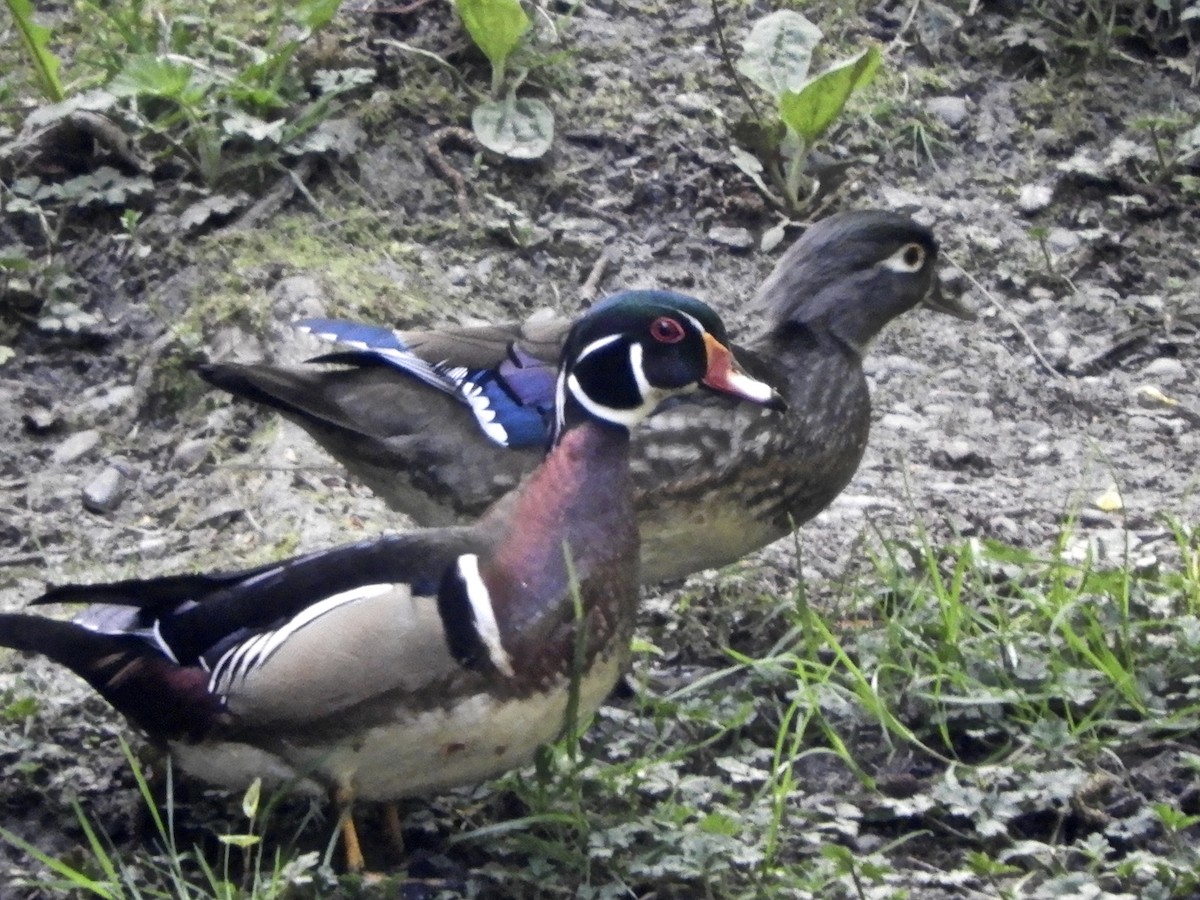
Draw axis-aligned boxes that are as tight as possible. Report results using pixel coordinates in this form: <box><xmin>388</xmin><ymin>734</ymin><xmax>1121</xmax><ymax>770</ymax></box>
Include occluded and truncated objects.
<box><xmin>333</xmin><ymin>785</ymin><xmax>365</xmax><ymax>872</ymax></box>
<box><xmin>384</xmin><ymin>802</ymin><xmax>406</xmax><ymax>858</ymax></box>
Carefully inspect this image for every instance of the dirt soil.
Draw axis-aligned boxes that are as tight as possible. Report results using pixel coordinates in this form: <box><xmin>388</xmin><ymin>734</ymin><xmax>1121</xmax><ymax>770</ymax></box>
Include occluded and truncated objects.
<box><xmin>1</xmin><ymin>1</ymin><xmax>1198</xmax><ymax>897</ymax></box>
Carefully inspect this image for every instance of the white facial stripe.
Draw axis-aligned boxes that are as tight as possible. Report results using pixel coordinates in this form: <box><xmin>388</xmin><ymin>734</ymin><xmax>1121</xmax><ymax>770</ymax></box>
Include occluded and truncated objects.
<box><xmin>457</xmin><ymin>554</ymin><xmax>515</xmax><ymax>678</ymax></box>
<box><xmin>554</xmin><ymin>368</ymin><xmax>567</xmax><ymax>435</ymax></box>
<box><xmin>627</xmin><ymin>341</ymin><xmax>651</xmax><ymax>401</ymax></box>
<box><xmin>566</xmin><ymin>372</ymin><xmax>659</xmax><ymax>428</ymax></box>
<box><xmin>574</xmin><ymin>332</ymin><xmax>624</xmax><ymax>363</ymax></box>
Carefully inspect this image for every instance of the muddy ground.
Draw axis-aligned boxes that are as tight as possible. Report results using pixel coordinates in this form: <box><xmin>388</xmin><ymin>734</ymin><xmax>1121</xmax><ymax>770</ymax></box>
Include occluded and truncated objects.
<box><xmin>1</xmin><ymin>1</ymin><xmax>1198</xmax><ymax>896</ymax></box>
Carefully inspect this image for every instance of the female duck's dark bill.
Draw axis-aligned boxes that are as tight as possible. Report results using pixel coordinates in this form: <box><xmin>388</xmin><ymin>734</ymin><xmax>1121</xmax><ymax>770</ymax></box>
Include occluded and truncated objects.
<box><xmin>701</xmin><ymin>334</ymin><xmax>786</xmax><ymax>411</ymax></box>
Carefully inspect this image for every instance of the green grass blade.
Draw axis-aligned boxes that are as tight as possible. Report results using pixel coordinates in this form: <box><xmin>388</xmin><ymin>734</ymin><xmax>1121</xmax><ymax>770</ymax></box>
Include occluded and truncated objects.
<box><xmin>5</xmin><ymin>0</ymin><xmax>66</xmax><ymax>102</ymax></box>
<box><xmin>0</xmin><ymin>824</ymin><xmax>116</xmax><ymax>898</ymax></box>
<box><xmin>71</xmin><ymin>799</ymin><xmax>120</xmax><ymax>885</ymax></box>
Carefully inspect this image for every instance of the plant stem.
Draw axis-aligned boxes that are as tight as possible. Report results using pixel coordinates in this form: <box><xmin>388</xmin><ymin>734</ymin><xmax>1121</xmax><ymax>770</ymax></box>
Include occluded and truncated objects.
<box><xmin>783</xmin><ymin>135</ymin><xmax>809</xmax><ymax>211</ymax></box>
<box><xmin>492</xmin><ymin>58</ymin><xmax>505</xmax><ymax>98</ymax></box>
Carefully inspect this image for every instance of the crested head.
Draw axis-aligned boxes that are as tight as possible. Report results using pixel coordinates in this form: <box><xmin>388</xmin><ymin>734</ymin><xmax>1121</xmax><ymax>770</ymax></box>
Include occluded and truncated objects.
<box><xmin>750</xmin><ymin>210</ymin><xmax>962</xmax><ymax>355</ymax></box>
<box><xmin>552</xmin><ymin>290</ymin><xmax>782</xmax><ymax>441</ymax></box>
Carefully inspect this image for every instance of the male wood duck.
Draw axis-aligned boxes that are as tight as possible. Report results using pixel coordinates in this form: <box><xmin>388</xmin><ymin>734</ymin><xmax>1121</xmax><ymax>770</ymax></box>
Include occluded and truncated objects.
<box><xmin>200</xmin><ymin>209</ymin><xmax>973</xmax><ymax>584</ymax></box>
<box><xmin>0</xmin><ymin>292</ymin><xmax>782</xmax><ymax>871</ymax></box>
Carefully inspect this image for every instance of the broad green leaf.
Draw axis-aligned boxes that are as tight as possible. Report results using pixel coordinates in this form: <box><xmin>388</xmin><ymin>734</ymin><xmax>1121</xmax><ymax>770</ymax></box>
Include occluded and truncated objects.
<box><xmin>6</xmin><ymin>0</ymin><xmax>66</xmax><ymax>102</ymax></box>
<box><xmin>109</xmin><ymin>55</ymin><xmax>197</xmax><ymax>102</ymax></box>
<box><xmin>737</xmin><ymin>10</ymin><xmax>822</xmax><ymax>97</ymax></box>
<box><xmin>455</xmin><ymin>0</ymin><xmax>530</xmax><ymax>69</ymax></box>
<box><xmin>779</xmin><ymin>45</ymin><xmax>882</xmax><ymax>144</ymax></box>
<box><xmin>472</xmin><ymin>94</ymin><xmax>553</xmax><ymax>159</ymax></box>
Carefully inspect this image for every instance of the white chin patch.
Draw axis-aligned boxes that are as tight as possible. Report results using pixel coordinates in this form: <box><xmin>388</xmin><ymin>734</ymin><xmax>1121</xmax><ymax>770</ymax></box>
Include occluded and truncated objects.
<box><xmin>567</xmin><ymin>375</ymin><xmax>651</xmax><ymax>428</ymax></box>
<box><xmin>566</xmin><ymin>342</ymin><xmax>666</xmax><ymax>428</ymax></box>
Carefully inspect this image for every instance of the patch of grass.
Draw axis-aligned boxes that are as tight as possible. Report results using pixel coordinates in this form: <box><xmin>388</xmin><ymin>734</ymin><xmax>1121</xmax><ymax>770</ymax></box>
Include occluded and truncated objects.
<box><xmin>5</xmin><ymin>0</ymin><xmax>365</xmax><ymax>187</ymax></box>
<box><xmin>456</xmin><ymin>513</ymin><xmax>1200</xmax><ymax>896</ymax></box>
<box><xmin>5</xmin><ymin>515</ymin><xmax>1200</xmax><ymax>896</ymax></box>
<box><xmin>0</xmin><ymin>738</ymin><xmax>330</xmax><ymax>899</ymax></box>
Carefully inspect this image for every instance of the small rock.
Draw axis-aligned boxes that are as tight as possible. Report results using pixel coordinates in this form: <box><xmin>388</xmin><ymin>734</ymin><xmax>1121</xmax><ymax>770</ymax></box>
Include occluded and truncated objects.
<box><xmin>23</xmin><ymin>407</ymin><xmax>59</xmax><ymax>433</ymax></box>
<box><xmin>52</xmin><ymin>429</ymin><xmax>101</xmax><ymax>465</ymax></box>
<box><xmin>1135</xmin><ymin>294</ymin><xmax>1165</xmax><ymax>314</ymax></box>
<box><xmin>82</xmin><ymin>466</ymin><xmax>126</xmax><ymax>513</ymax></box>
<box><xmin>170</xmin><ymin>437</ymin><xmax>212</xmax><ymax>471</ymax></box>
<box><xmin>1026</xmin><ymin>442</ymin><xmax>1058</xmax><ymax>464</ymax></box>
<box><xmin>674</xmin><ymin>92</ymin><xmax>710</xmax><ymax>115</ymax></box>
<box><xmin>1044</xmin><ymin>328</ymin><xmax>1070</xmax><ymax>350</ymax></box>
<box><xmin>138</xmin><ymin>537</ymin><xmax>170</xmax><ymax>559</ymax></box>
<box><xmin>189</xmin><ymin>497</ymin><xmax>244</xmax><ymax>530</ymax></box>
<box><xmin>1016</xmin><ymin>184</ymin><xmax>1053</xmax><ymax>215</ymax></box>
<box><xmin>707</xmin><ymin>226</ymin><xmax>755</xmax><ymax>251</ymax></box>
<box><xmin>1140</xmin><ymin>358</ymin><xmax>1186</xmax><ymax>382</ymax></box>
<box><xmin>1127</xmin><ymin>415</ymin><xmax>1160</xmax><ymax>434</ymax></box>
<box><xmin>83</xmin><ymin>384</ymin><xmax>136</xmax><ymax>416</ymax></box>
<box><xmin>112</xmin><ymin>536</ymin><xmax>170</xmax><ymax>561</ymax></box>
<box><xmin>1064</xmin><ymin>528</ymin><xmax>1139</xmax><ymax>565</ymax></box>
<box><xmin>270</xmin><ymin>275</ymin><xmax>322</xmax><ymax>311</ymax></box>
<box><xmin>879</xmin><ymin>413</ymin><xmax>923</xmax><ymax>433</ymax></box>
<box><xmin>1078</xmin><ymin>508</ymin><xmax>1116</xmax><ymax>528</ymax></box>
<box><xmin>1046</xmin><ymin>227</ymin><xmax>1081</xmax><ymax>255</ymax></box>
<box><xmin>37</xmin><ymin>301</ymin><xmax>104</xmax><ymax>335</ymax></box>
<box><xmin>474</xmin><ymin>256</ymin><xmax>496</xmax><ymax>280</ymax></box>
<box><xmin>989</xmin><ymin>515</ymin><xmax>1022</xmax><ymax>540</ymax></box>
<box><xmin>549</xmin><ymin>217</ymin><xmax>617</xmax><ymax>255</ymax></box>
<box><xmin>942</xmin><ymin>438</ymin><xmax>974</xmax><ymax>462</ymax></box>
<box><xmin>864</xmin><ymin>354</ymin><xmax>930</xmax><ymax>378</ymax></box>
<box><xmin>926</xmin><ymin>96</ymin><xmax>969</xmax><ymax>129</ymax></box>
<box><xmin>931</xmin><ymin>438</ymin><xmax>989</xmax><ymax>470</ymax></box>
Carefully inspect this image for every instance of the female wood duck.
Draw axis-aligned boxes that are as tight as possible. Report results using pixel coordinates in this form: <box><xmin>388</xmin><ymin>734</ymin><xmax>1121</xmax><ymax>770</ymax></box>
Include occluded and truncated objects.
<box><xmin>0</xmin><ymin>292</ymin><xmax>782</xmax><ymax>871</ymax></box>
<box><xmin>200</xmin><ymin>209</ymin><xmax>973</xmax><ymax>584</ymax></box>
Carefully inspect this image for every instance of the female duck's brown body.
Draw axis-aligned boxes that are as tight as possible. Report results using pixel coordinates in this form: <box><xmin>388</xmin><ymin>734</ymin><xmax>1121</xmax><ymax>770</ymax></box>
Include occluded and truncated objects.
<box><xmin>202</xmin><ymin>210</ymin><xmax>973</xmax><ymax>582</ymax></box>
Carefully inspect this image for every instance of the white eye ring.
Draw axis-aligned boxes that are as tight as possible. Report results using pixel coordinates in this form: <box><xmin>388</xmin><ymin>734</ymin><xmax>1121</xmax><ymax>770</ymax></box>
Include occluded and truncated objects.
<box><xmin>882</xmin><ymin>242</ymin><xmax>926</xmax><ymax>273</ymax></box>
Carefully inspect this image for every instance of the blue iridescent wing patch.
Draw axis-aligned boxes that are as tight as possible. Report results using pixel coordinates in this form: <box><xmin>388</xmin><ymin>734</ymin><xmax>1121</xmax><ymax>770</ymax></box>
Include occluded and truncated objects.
<box><xmin>295</xmin><ymin>318</ymin><xmax>555</xmax><ymax>448</ymax></box>
<box><xmin>296</xmin><ymin>318</ymin><xmax>458</xmax><ymax>396</ymax></box>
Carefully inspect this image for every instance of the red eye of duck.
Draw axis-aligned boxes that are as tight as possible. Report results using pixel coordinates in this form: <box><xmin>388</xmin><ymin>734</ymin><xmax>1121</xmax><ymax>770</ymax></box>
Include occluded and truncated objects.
<box><xmin>650</xmin><ymin>316</ymin><xmax>686</xmax><ymax>343</ymax></box>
